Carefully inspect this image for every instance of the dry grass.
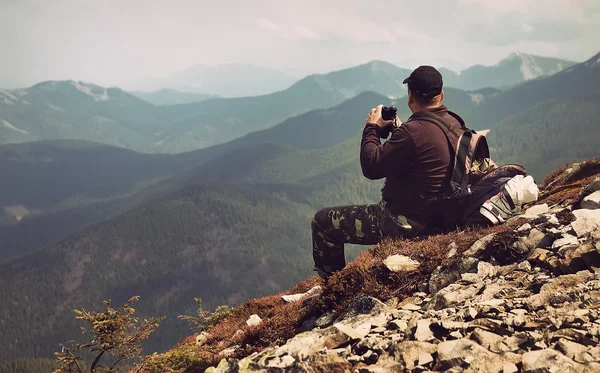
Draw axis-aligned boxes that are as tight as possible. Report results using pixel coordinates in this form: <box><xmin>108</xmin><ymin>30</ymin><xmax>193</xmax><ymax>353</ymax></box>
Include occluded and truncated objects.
<box><xmin>141</xmin><ymin>158</ymin><xmax>600</xmax><ymax>373</ymax></box>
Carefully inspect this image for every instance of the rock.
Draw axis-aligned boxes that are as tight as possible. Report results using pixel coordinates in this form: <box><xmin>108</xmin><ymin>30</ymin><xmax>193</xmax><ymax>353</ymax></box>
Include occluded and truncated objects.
<box><xmin>196</xmin><ymin>331</ymin><xmax>210</xmax><ymax>346</ymax></box>
<box><xmin>388</xmin><ymin>341</ymin><xmax>437</xmax><ymax>370</ymax></box>
<box><xmin>429</xmin><ymin>258</ymin><xmax>479</xmax><ymax>294</ymax></box>
<box><xmin>571</xmin><ymin>209</ymin><xmax>600</xmax><ymax>236</ymax></box>
<box><xmin>477</xmin><ymin>261</ymin><xmax>497</xmax><ymax>280</ymax></box>
<box><xmin>555</xmin><ymin>338</ymin><xmax>594</xmax><ymax>363</ymax></box>
<box><xmin>333</xmin><ymin>322</ymin><xmax>369</xmax><ymax>341</ymax></box>
<box><xmin>521</xmin><ymin>348</ymin><xmax>586</xmax><ymax>373</ymax></box>
<box><xmin>518</xmin><ymin>223</ymin><xmax>532</xmax><ymax>231</ymax></box>
<box><xmin>387</xmin><ymin>319</ymin><xmax>408</xmax><ymax>331</ymax></box>
<box><xmin>523</xmin><ymin>203</ymin><xmax>550</xmax><ymax>219</ymax></box>
<box><xmin>581</xmin><ymin>185</ymin><xmax>600</xmax><ymax>209</ymax></box>
<box><xmin>520</xmin><ymin>228</ymin><xmax>553</xmax><ymax>250</ymax></box>
<box><xmin>551</xmin><ymin>234</ymin><xmax>579</xmax><ymax>249</ymax></box>
<box><xmin>219</xmin><ymin>346</ymin><xmax>238</xmax><ymax>357</ymax></box>
<box><xmin>559</xmin><ymin>242</ymin><xmax>600</xmax><ymax>273</ymax></box>
<box><xmin>294</xmin><ymin>353</ymin><xmax>352</xmax><ymax>372</ymax></box>
<box><xmin>383</xmin><ymin>255</ymin><xmax>420</xmax><ymax>272</ymax></box>
<box><xmin>436</xmin><ymin>338</ymin><xmax>520</xmax><ymax>372</ymax></box>
<box><xmin>447</xmin><ymin>242</ymin><xmax>458</xmax><ymax>258</ymax></box>
<box><xmin>464</xmin><ymin>233</ymin><xmax>496</xmax><ymax>257</ymax></box>
<box><xmin>418</xmin><ymin>352</ymin><xmax>434</xmax><ymax>367</ymax></box>
<box><xmin>340</xmin><ymin>294</ymin><xmax>388</xmax><ymax>320</ymax></box>
<box><xmin>315</xmin><ymin>310</ymin><xmax>336</xmax><ymax>328</ymax></box>
<box><xmin>246</xmin><ymin>314</ymin><xmax>262</xmax><ymax>327</ymax></box>
<box><xmin>518</xmin><ymin>260</ymin><xmax>532</xmax><ymax>272</ymax></box>
<box><xmin>281</xmin><ymin>285</ymin><xmax>322</xmax><ymax>303</ymax></box>
<box><xmin>432</xmin><ymin>283</ymin><xmax>482</xmax><ymax>310</ymax></box>
<box><xmin>413</xmin><ymin>319</ymin><xmax>434</xmax><ymax>342</ymax></box>
<box><xmin>503</xmin><ymin>362</ymin><xmax>519</xmax><ymax>373</ymax></box>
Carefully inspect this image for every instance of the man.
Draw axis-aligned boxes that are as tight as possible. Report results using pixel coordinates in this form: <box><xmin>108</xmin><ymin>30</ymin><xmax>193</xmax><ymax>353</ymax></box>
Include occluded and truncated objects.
<box><xmin>312</xmin><ymin>65</ymin><xmax>465</xmax><ymax>279</ymax></box>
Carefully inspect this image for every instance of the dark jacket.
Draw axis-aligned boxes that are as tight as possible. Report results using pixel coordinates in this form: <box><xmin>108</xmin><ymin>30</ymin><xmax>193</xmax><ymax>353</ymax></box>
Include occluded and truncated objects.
<box><xmin>360</xmin><ymin>105</ymin><xmax>463</xmax><ymax>222</ymax></box>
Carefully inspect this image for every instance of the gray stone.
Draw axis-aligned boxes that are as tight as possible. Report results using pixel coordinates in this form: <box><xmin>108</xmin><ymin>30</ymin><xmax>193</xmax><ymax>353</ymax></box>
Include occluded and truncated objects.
<box><xmin>523</xmin><ymin>203</ymin><xmax>550</xmax><ymax>219</ymax></box>
<box><xmin>582</xmin><ymin>191</ymin><xmax>600</xmax><ymax>210</ymax></box>
<box><xmin>518</xmin><ymin>223</ymin><xmax>532</xmax><ymax>231</ymax></box>
<box><xmin>339</xmin><ymin>294</ymin><xmax>388</xmax><ymax>321</ymax></box>
<box><xmin>519</xmin><ymin>228</ymin><xmax>553</xmax><ymax>250</ymax></box>
<box><xmin>552</xmin><ymin>234</ymin><xmax>579</xmax><ymax>249</ymax></box>
<box><xmin>571</xmin><ymin>209</ymin><xmax>600</xmax><ymax>236</ymax></box>
<box><xmin>333</xmin><ymin>322</ymin><xmax>369</xmax><ymax>340</ymax></box>
<box><xmin>387</xmin><ymin>319</ymin><xmax>408</xmax><ymax>331</ymax></box>
<box><xmin>436</xmin><ymin>338</ymin><xmax>520</xmax><ymax>372</ymax></box>
<box><xmin>388</xmin><ymin>341</ymin><xmax>437</xmax><ymax>370</ymax></box>
<box><xmin>503</xmin><ymin>363</ymin><xmax>519</xmax><ymax>373</ymax></box>
<box><xmin>196</xmin><ymin>331</ymin><xmax>211</xmax><ymax>346</ymax></box>
<box><xmin>447</xmin><ymin>242</ymin><xmax>459</xmax><ymax>258</ymax></box>
<box><xmin>414</xmin><ymin>319</ymin><xmax>434</xmax><ymax>342</ymax></box>
<box><xmin>383</xmin><ymin>254</ymin><xmax>420</xmax><ymax>272</ymax></box>
<box><xmin>246</xmin><ymin>314</ymin><xmax>262</xmax><ymax>327</ymax></box>
<box><xmin>432</xmin><ymin>283</ymin><xmax>481</xmax><ymax>310</ymax></box>
<box><xmin>477</xmin><ymin>261</ymin><xmax>497</xmax><ymax>280</ymax></box>
<box><xmin>315</xmin><ymin>310</ymin><xmax>336</xmax><ymax>328</ymax></box>
<box><xmin>281</xmin><ymin>285</ymin><xmax>322</xmax><ymax>303</ymax></box>
<box><xmin>429</xmin><ymin>258</ymin><xmax>479</xmax><ymax>294</ymax></box>
<box><xmin>464</xmin><ymin>233</ymin><xmax>496</xmax><ymax>257</ymax></box>
<box><xmin>522</xmin><ymin>348</ymin><xmax>586</xmax><ymax>373</ymax></box>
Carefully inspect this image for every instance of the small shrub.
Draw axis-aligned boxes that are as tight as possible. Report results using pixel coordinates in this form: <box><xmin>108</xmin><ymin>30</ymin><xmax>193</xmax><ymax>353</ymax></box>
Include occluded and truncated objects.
<box><xmin>178</xmin><ymin>298</ymin><xmax>231</xmax><ymax>333</ymax></box>
<box><xmin>54</xmin><ymin>296</ymin><xmax>164</xmax><ymax>373</ymax></box>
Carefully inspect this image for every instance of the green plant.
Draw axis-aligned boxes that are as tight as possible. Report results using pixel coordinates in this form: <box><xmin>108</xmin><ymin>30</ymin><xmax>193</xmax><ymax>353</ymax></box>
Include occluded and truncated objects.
<box><xmin>53</xmin><ymin>296</ymin><xmax>164</xmax><ymax>373</ymax></box>
<box><xmin>178</xmin><ymin>298</ymin><xmax>231</xmax><ymax>332</ymax></box>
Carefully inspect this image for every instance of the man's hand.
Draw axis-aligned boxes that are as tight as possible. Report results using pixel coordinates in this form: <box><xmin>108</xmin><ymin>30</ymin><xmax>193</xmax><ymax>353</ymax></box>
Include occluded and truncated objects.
<box><xmin>365</xmin><ymin>105</ymin><xmax>395</xmax><ymax>128</ymax></box>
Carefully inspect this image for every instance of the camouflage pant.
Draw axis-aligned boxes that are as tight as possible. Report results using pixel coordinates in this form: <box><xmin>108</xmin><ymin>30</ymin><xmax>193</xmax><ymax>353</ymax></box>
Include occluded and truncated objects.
<box><xmin>312</xmin><ymin>200</ymin><xmax>426</xmax><ymax>278</ymax></box>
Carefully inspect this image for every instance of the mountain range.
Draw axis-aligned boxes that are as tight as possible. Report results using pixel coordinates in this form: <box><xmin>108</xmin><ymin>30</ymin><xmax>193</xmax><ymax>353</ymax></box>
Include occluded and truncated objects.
<box><xmin>130</xmin><ymin>63</ymin><xmax>298</xmax><ymax>98</ymax></box>
<box><xmin>130</xmin><ymin>89</ymin><xmax>220</xmax><ymax>105</ymax></box>
<box><xmin>0</xmin><ymin>50</ymin><xmax>599</xmax><ymax>365</ymax></box>
<box><xmin>440</xmin><ymin>52</ymin><xmax>576</xmax><ymax>91</ymax></box>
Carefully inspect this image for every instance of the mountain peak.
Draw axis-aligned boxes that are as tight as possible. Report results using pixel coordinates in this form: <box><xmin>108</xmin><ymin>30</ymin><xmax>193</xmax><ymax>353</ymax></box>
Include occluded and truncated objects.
<box><xmin>584</xmin><ymin>51</ymin><xmax>600</xmax><ymax>68</ymax></box>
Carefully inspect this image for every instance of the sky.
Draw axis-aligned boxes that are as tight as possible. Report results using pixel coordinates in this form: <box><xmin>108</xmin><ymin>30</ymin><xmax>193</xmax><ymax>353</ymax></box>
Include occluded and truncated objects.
<box><xmin>1</xmin><ymin>0</ymin><xmax>599</xmax><ymax>88</ymax></box>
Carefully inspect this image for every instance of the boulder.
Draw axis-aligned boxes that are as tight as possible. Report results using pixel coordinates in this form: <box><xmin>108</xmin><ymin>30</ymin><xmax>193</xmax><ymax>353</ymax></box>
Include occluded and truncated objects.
<box><xmin>429</xmin><ymin>257</ymin><xmax>479</xmax><ymax>294</ymax></box>
<box><xmin>436</xmin><ymin>338</ymin><xmax>520</xmax><ymax>372</ymax></box>
<box><xmin>464</xmin><ymin>233</ymin><xmax>496</xmax><ymax>257</ymax></box>
<box><xmin>521</xmin><ymin>348</ymin><xmax>587</xmax><ymax>373</ymax></box>
<box><xmin>383</xmin><ymin>255</ymin><xmax>420</xmax><ymax>273</ymax></box>
<box><xmin>582</xmin><ymin>190</ymin><xmax>600</xmax><ymax>210</ymax></box>
<box><xmin>388</xmin><ymin>341</ymin><xmax>437</xmax><ymax>370</ymax></box>
<box><xmin>571</xmin><ymin>209</ymin><xmax>600</xmax><ymax>236</ymax></box>
<box><xmin>522</xmin><ymin>203</ymin><xmax>549</xmax><ymax>219</ymax></box>
<box><xmin>246</xmin><ymin>314</ymin><xmax>262</xmax><ymax>327</ymax></box>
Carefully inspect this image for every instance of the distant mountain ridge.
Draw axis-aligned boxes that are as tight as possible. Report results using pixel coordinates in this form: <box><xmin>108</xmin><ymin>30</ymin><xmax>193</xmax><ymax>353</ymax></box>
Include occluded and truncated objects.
<box><xmin>441</xmin><ymin>52</ymin><xmax>576</xmax><ymax>91</ymax></box>
<box><xmin>130</xmin><ymin>89</ymin><xmax>219</xmax><ymax>105</ymax></box>
<box><xmin>131</xmin><ymin>63</ymin><xmax>298</xmax><ymax>98</ymax></box>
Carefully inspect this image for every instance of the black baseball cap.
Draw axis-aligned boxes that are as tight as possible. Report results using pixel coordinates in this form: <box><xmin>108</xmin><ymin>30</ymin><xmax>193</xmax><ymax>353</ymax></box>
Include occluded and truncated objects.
<box><xmin>402</xmin><ymin>65</ymin><xmax>443</xmax><ymax>98</ymax></box>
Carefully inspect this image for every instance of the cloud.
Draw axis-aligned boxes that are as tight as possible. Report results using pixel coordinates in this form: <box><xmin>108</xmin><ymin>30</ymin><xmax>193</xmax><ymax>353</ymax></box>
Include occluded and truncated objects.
<box><xmin>257</xmin><ymin>17</ymin><xmax>280</xmax><ymax>31</ymax></box>
<box><xmin>294</xmin><ymin>26</ymin><xmax>321</xmax><ymax>40</ymax></box>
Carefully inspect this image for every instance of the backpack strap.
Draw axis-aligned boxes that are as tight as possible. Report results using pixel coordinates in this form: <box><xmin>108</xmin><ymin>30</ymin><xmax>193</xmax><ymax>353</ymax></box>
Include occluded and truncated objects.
<box><xmin>409</xmin><ymin>111</ymin><xmax>489</xmax><ymax>198</ymax></box>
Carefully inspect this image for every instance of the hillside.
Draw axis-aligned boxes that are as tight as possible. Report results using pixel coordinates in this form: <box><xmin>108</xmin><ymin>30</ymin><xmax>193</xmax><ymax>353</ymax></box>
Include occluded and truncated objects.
<box><xmin>0</xmin><ymin>93</ymin><xmax>392</xmax><ymax>261</ymax></box>
<box><xmin>135</xmin><ymin>159</ymin><xmax>600</xmax><ymax>373</ymax></box>
<box><xmin>131</xmin><ymin>89</ymin><xmax>220</xmax><ymax>105</ymax></box>
<box><xmin>442</xmin><ymin>53</ymin><xmax>576</xmax><ymax>91</ymax></box>
<box><xmin>0</xmin><ymin>129</ymin><xmax>387</xmax><ymax>361</ymax></box>
<box><xmin>468</xmin><ymin>51</ymin><xmax>600</xmax><ymax>129</ymax></box>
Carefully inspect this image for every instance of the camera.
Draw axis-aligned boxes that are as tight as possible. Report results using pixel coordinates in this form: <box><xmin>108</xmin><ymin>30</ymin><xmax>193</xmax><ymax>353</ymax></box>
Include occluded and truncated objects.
<box><xmin>379</xmin><ymin>105</ymin><xmax>398</xmax><ymax>138</ymax></box>
<box><xmin>381</xmin><ymin>105</ymin><xmax>397</xmax><ymax>121</ymax></box>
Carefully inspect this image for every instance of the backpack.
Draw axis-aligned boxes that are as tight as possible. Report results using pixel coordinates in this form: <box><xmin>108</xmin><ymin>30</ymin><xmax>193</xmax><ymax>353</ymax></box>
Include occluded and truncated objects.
<box><xmin>409</xmin><ymin>111</ymin><xmax>531</xmax><ymax>230</ymax></box>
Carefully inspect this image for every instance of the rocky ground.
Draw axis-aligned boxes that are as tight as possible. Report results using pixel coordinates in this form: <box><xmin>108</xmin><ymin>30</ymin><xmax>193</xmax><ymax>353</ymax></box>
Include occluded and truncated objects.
<box><xmin>205</xmin><ymin>177</ymin><xmax>600</xmax><ymax>372</ymax></box>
